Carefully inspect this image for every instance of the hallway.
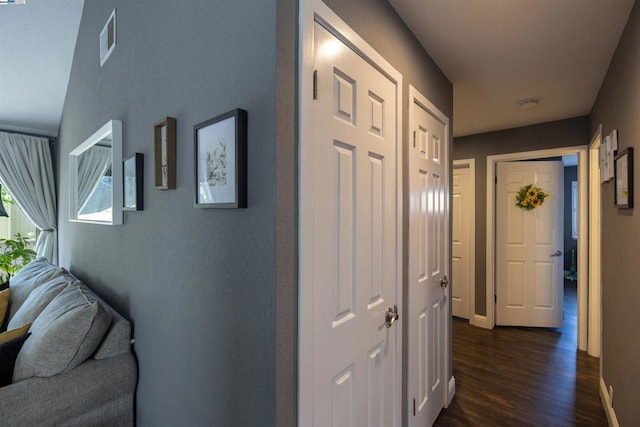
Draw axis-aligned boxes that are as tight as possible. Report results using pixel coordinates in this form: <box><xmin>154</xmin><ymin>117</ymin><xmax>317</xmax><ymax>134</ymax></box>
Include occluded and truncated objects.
<box><xmin>435</xmin><ymin>282</ymin><xmax>607</xmax><ymax>426</ymax></box>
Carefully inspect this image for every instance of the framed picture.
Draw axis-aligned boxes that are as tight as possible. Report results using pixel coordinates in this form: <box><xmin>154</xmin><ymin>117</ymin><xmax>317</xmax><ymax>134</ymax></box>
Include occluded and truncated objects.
<box><xmin>154</xmin><ymin>117</ymin><xmax>176</xmax><ymax>190</ymax></box>
<box><xmin>123</xmin><ymin>153</ymin><xmax>143</xmax><ymax>211</ymax></box>
<box><xmin>194</xmin><ymin>108</ymin><xmax>247</xmax><ymax>208</ymax></box>
<box><xmin>614</xmin><ymin>147</ymin><xmax>633</xmax><ymax>208</ymax></box>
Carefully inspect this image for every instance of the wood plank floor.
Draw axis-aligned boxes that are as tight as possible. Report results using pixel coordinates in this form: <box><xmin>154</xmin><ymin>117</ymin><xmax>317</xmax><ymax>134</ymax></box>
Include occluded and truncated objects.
<box><xmin>434</xmin><ymin>282</ymin><xmax>607</xmax><ymax>426</ymax></box>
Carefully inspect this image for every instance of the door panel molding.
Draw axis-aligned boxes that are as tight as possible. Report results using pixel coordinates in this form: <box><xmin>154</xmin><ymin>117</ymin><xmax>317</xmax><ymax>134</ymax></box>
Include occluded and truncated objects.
<box><xmin>485</xmin><ymin>147</ymin><xmax>589</xmax><ymax>351</ymax></box>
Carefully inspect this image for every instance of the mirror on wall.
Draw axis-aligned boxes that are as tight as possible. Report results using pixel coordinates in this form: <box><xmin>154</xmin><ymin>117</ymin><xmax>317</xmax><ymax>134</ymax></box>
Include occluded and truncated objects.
<box><xmin>69</xmin><ymin>120</ymin><xmax>123</xmax><ymax>225</ymax></box>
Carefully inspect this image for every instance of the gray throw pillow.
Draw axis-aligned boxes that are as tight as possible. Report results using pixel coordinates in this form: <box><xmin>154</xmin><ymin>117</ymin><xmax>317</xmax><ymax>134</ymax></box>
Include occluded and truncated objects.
<box><xmin>12</xmin><ymin>282</ymin><xmax>113</xmax><ymax>381</ymax></box>
<box><xmin>8</xmin><ymin>258</ymin><xmax>64</xmax><ymax>319</ymax></box>
<box><xmin>7</xmin><ymin>278</ymin><xmax>72</xmax><ymax>331</ymax></box>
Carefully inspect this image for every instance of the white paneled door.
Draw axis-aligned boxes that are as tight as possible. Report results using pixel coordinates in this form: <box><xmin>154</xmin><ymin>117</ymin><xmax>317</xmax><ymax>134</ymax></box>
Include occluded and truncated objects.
<box><xmin>304</xmin><ymin>21</ymin><xmax>400</xmax><ymax>427</ymax></box>
<box><xmin>496</xmin><ymin>161</ymin><xmax>564</xmax><ymax>327</ymax></box>
<box><xmin>408</xmin><ymin>87</ymin><xmax>450</xmax><ymax>427</ymax></box>
<box><xmin>452</xmin><ymin>165</ymin><xmax>471</xmax><ymax>319</ymax></box>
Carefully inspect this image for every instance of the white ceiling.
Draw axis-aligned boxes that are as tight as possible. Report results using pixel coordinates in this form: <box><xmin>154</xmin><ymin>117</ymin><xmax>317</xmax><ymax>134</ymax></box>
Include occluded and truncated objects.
<box><xmin>0</xmin><ymin>0</ymin><xmax>83</xmax><ymax>137</ymax></box>
<box><xmin>389</xmin><ymin>0</ymin><xmax>636</xmax><ymax>137</ymax></box>
<box><xmin>0</xmin><ymin>1</ymin><xmax>635</xmax><ymax>138</ymax></box>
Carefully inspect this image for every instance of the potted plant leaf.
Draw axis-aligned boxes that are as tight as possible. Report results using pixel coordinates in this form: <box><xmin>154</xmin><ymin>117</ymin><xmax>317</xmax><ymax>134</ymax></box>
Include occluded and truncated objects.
<box><xmin>0</xmin><ymin>233</ymin><xmax>37</xmax><ymax>282</ymax></box>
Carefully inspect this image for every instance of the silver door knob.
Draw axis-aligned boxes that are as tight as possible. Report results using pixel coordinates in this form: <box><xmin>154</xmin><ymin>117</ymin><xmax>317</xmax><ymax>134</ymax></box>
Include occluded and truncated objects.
<box><xmin>440</xmin><ymin>275</ymin><xmax>449</xmax><ymax>288</ymax></box>
<box><xmin>550</xmin><ymin>250</ymin><xmax>562</xmax><ymax>257</ymax></box>
<box><xmin>385</xmin><ymin>305</ymin><xmax>399</xmax><ymax>328</ymax></box>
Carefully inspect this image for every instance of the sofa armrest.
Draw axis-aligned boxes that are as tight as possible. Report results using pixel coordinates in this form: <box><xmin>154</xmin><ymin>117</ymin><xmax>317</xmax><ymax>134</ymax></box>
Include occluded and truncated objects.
<box><xmin>0</xmin><ymin>352</ymin><xmax>137</xmax><ymax>427</ymax></box>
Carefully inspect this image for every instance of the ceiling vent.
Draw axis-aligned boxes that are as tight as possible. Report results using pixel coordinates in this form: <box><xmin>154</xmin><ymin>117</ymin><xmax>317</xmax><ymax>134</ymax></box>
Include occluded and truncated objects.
<box><xmin>100</xmin><ymin>9</ymin><xmax>116</xmax><ymax>67</ymax></box>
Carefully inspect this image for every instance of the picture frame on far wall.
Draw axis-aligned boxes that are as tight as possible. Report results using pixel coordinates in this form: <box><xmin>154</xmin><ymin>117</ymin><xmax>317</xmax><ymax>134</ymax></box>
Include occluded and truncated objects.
<box><xmin>123</xmin><ymin>153</ymin><xmax>143</xmax><ymax>211</ymax></box>
<box><xmin>194</xmin><ymin>108</ymin><xmax>247</xmax><ymax>208</ymax></box>
<box><xmin>614</xmin><ymin>147</ymin><xmax>633</xmax><ymax>209</ymax></box>
<box><xmin>154</xmin><ymin>117</ymin><xmax>176</xmax><ymax>190</ymax></box>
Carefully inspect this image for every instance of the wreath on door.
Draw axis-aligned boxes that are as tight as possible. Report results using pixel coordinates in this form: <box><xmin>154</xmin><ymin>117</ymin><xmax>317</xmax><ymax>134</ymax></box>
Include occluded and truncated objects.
<box><xmin>516</xmin><ymin>184</ymin><xmax>550</xmax><ymax>210</ymax></box>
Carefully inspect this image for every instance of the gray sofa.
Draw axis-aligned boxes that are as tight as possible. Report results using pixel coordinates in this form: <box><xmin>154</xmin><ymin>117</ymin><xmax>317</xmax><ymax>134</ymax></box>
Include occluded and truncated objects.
<box><xmin>0</xmin><ymin>258</ymin><xmax>137</xmax><ymax>426</ymax></box>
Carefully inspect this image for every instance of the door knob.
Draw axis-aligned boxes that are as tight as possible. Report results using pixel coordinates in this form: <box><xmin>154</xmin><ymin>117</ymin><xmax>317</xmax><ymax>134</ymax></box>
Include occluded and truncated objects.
<box><xmin>440</xmin><ymin>275</ymin><xmax>449</xmax><ymax>288</ymax></box>
<box><xmin>385</xmin><ymin>305</ymin><xmax>399</xmax><ymax>328</ymax></box>
<box><xmin>550</xmin><ymin>250</ymin><xmax>562</xmax><ymax>257</ymax></box>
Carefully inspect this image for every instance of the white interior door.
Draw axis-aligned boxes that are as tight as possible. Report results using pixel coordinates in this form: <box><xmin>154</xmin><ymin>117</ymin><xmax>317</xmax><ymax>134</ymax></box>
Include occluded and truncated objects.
<box><xmin>452</xmin><ymin>165</ymin><xmax>471</xmax><ymax>319</ymax></box>
<box><xmin>408</xmin><ymin>88</ymin><xmax>449</xmax><ymax>427</ymax></box>
<box><xmin>305</xmin><ymin>21</ymin><xmax>400</xmax><ymax>427</ymax></box>
<box><xmin>496</xmin><ymin>161</ymin><xmax>564</xmax><ymax>327</ymax></box>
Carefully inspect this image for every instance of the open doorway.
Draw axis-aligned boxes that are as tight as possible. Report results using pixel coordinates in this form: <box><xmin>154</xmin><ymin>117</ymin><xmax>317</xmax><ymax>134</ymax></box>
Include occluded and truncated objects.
<box><xmin>484</xmin><ymin>146</ymin><xmax>590</xmax><ymax>351</ymax></box>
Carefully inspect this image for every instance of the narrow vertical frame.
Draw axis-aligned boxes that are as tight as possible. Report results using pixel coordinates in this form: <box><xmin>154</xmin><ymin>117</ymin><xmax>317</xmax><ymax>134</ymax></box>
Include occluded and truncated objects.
<box><xmin>123</xmin><ymin>153</ymin><xmax>144</xmax><ymax>211</ymax></box>
<box><xmin>154</xmin><ymin>117</ymin><xmax>176</xmax><ymax>189</ymax></box>
<box><xmin>614</xmin><ymin>147</ymin><xmax>633</xmax><ymax>208</ymax></box>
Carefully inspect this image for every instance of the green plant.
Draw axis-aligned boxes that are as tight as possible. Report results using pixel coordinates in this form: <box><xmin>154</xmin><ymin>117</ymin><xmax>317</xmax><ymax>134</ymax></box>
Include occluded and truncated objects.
<box><xmin>0</xmin><ymin>233</ymin><xmax>37</xmax><ymax>282</ymax></box>
<box><xmin>1</xmin><ymin>185</ymin><xmax>14</xmax><ymax>206</ymax></box>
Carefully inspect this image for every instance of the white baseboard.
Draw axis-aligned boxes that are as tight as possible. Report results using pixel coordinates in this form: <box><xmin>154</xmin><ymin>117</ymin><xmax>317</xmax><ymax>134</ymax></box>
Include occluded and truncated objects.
<box><xmin>446</xmin><ymin>376</ymin><xmax>455</xmax><ymax>407</ymax></box>
<box><xmin>470</xmin><ymin>314</ymin><xmax>492</xmax><ymax>329</ymax></box>
<box><xmin>600</xmin><ymin>378</ymin><xmax>619</xmax><ymax>427</ymax></box>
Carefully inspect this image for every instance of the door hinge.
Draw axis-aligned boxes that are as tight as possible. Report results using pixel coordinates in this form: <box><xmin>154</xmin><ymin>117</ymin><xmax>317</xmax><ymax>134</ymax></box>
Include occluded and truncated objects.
<box><xmin>413</xmin><ymin>398</ymin><xmax>416</xmax><ymax>416</ymax></box>
<box><xmin>495</xmin><ymin>294</ymin><xmax>497</xmax><ymax>303</ymax></box>
<box><xmin>413</xmin><ymin>131</ymin><xmax>416</xmax><ymax>148</ymax></box>
<box><xmin>313</xmin><ymin>70</ymin><xmax>318</xmax><ymax>100</ymax></box>
<box><xmin>495</xmin><ymin>175</ymin><xmax>498</xmax><ymax>184</ymax></box>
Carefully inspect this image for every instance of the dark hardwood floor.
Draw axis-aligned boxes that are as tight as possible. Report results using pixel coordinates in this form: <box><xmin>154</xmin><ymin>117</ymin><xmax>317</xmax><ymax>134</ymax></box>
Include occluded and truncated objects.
<box><xmin>435</xmin><ymin>281</ymin><xmax>607</xmax><ymax>426</ymax></box>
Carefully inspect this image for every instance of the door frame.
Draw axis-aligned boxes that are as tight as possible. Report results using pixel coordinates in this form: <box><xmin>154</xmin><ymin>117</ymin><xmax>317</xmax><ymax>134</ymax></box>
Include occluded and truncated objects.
<box><xmin>298</xmin><ymin>1</ymin><xmax>404</xmax><ymax>425</ymax></box>
<box><xmin>588</xmin><ymin>126</ymin><xmax>602</xmax><ymax>358</ymax></box>
<box><xmin>452</xmin><ymin>159</ymin><xmax>476</xmax><ymax>324</ymax></box>
<box><xmin>483</xmin><ymin>146</ymin><xmax>589</xmax><ymax>351</ymax></box>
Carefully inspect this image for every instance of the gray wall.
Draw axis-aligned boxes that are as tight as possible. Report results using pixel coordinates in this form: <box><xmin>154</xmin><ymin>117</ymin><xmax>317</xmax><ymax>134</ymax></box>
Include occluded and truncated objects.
<box><xmin>58</xmin><ymin>1</ymin><xmax>278</xmax><ymax>425</ymax></box>
<box><xmin>590</xmin><ymin>0</ymin><xmax>640</xmax><ymax>423</ymax></box>
<box><xmin>57</xmin><ymin>0</ymin><xmax>450</xmax><ymax>426</ymax></box>
<box><xmin>453</xmin><ymin>116</ymin><xmax>590</xmax><ymax>315</ymax></box>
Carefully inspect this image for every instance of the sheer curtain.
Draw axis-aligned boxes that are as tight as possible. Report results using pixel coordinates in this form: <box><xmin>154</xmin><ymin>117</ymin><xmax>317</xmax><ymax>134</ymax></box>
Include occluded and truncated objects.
<box><xmin>77</xmin><ymin>146</ymin><xmax>111</xmax><ymax>211</ymax></box>
<box><xmin>0</xmin><ymin>132</ymin><xmax>57</xmax><ymax>263</ymax></box>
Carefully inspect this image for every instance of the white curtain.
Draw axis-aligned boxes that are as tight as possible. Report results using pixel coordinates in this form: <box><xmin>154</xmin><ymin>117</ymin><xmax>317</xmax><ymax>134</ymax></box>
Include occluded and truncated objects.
<box><xmin>0</xmin><ymin>132</ymin><xmax>57</xmax><ymax>263</ymax></box>
<box><xmin>77</xmin><ymin>146</ymin><xmax>111</xmax><ymax>211</ymax></box>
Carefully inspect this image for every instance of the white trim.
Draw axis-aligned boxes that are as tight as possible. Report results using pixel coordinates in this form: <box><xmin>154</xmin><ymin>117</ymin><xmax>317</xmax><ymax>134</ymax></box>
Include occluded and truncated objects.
<box><xmin>453</xmin><ymin>158</ymin><xmax>476</xmax><ymax>324</ymax></box>
<box><xmin>447</xmin><ymin>376</ymin><xmax>456</xmax><ymax>407</ymax></box>
<box><xmin>408</xmin><ymin>85</ymin><xmax>451</xmax><ymax>419</ymax></box>
<box><xmin>485</xmin><ymin>146</ymin><xmax>589</xmax><ymax>352</ymax></box>
<box><xmin>588</xmin><ymin>126</ymin><xmax>603</xmax><ymax>358</ymax></box>
<box><xmin>600</xmin><ymin>378</ymin><xmax>619</xmax><ymax>427</ymax></box>
<box><xmin>472</xmin><ymin>314</ymin><xmax>490</xmax><ymax>329</ymax></box>
<box><xmin>298</xmin><ymin>2</ymin><xmax>403</xmax><ymax>425</ymax></box>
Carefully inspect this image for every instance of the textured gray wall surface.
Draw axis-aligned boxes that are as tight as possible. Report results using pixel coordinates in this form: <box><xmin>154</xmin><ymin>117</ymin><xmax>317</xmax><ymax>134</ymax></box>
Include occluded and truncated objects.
<box><xmin>58</xmin><ymin>1</ymin><xmax>277</xmax><ymax>425</ymax></box>
<box><xmin>452</xmin><ymin>116</ymin><xmax>590</xmax><ymax>315</ymax></box>
<box><xmin>590</xmin><ymin>1</ymin><xmax>640</xmax><ymax>423</ymax></box>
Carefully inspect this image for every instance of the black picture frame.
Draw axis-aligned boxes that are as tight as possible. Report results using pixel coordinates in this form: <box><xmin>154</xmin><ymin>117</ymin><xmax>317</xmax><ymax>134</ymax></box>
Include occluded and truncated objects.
<box><xmin>123</xmin><ymin>153</ymin><xmax>143</xmax><ymax>211</ymax></box>
<box><xmin>614</xmin><ymin>147</ymin><xmax>633</xmax><ymax>208</ymax></box>
<box><xmin>193</xmin><ymin>109</ymin><xmax>247</xmax><ymax>208</ymax></box>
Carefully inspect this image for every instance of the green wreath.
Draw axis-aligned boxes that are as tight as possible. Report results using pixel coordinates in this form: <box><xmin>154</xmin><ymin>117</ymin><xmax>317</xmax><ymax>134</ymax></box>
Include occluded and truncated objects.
<box><xmin>516</xmin><ymin>184</ymin><xmax>550</xmax><ymax>210</ymax></box>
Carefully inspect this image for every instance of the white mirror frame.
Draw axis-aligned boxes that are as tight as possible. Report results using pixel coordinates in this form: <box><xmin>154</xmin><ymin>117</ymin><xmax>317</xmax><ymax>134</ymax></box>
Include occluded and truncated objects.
<box><xmin>69</xmin><ymin>119</ymin><xmax>123</xmax><ymax>225</ymax></box>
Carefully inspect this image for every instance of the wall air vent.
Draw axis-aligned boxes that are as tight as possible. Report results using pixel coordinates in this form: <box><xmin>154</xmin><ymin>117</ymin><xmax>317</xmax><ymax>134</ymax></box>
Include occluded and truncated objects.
<box><xmin>100</xmin><ymin>9</ymin><xmax>116</xmax><ymax>67</ymax></box>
